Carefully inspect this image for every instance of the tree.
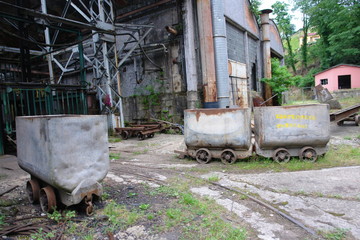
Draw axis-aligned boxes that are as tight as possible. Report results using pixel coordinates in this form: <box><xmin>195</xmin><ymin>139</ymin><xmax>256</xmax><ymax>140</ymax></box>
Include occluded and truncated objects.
<box><xmin>271</xmin><ymin>1</ymin><xmax>297</xmax><ymax>73</ymax></box>
<box><xmin>293</xmin><ymin>0</ymin><xmax>313</xmax><ymax>69</ymax></box>
<box><xmin>261</xmin><ymin>58</ymin><xmax>295</xmax><ymax>104</ymax></box>
<box><xmin>309</xmin><ymin>0</ymin><xmax>360</xmax><ymax>67</ymax></box>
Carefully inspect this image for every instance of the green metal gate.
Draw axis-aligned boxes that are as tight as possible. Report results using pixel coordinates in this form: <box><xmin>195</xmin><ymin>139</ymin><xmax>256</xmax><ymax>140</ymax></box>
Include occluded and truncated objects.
<box><xmin>0</xmin><ymin>85</ymin><xmax>88</xmax><ymax>154</ymax></box>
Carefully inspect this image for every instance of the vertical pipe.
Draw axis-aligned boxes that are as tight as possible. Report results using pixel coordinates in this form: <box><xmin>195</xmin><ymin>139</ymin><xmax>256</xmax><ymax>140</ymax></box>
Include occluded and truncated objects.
<box><xmin>184</xmin><ymin>0</ymin><xmax>199</xmax><ymax>109</ymax></box>
<box><xmin>41</xmin><ymin>0</ymin><xmax>55</xmax><ymax>84</ymax></box>
<box><xmin>114</xmin><ymin>45</ymin><xmax>125</xmax><ymax>127</ymax></box>
<box><xmin>210</xmin><ymin>0</ymin><xmax>230</xmax><ymax>108</ymax></box>
<box><xmin>196</xmin><ymin>0</ymin><xmax>217</xmax><ymax>105</ymax></box>
<box><xmin>260</xmin><ymin>9</ymin><xmax>273</xmax><ymax>105</ymax></box>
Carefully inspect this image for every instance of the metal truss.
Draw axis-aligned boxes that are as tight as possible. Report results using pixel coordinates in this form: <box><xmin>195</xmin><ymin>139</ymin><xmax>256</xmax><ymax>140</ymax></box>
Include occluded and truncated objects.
<box><xmin>0</xmin><ymin>0</ymin><xmax>155</xmax><ymax>129</ymax></box>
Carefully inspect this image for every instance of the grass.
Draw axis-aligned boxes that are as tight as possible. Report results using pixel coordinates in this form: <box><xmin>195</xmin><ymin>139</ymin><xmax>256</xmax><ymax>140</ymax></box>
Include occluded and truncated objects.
<box><xmin>208</xmin><ymin>175</ymin><xmax>220</xmax><ymax>182</ymax></box>
<box><xmin>337</xmin><ymin>96</ymin><xmax>360</xmax><ymax>108</ymax></box>
<box><xmin>109</xmin><ymin>152</ymin><xmax>121</xmax><ymax>160</ymax></box>
<box><xmin>185</xmin><ymin>144</ymin><xmax>359</xmax><ymax>177</ymax></box>
<box><xmin>102</xmin><ymin>200</ymin><xmax>142</xmax><ymax>231</ymax></box>
<box><xmin>153</xmin><ymin>179</ymin><xmax>247</xmax><ymax>240</ymax></box>
<box><xmin>108</xmin><ymin>137</ymin><xmax>121</xmax><ymax>143</ymax></box>
<box><xmin>282</xmin><ymin>96</ymin><xmax>360</xmax><ymax>110</ymax></box>
<box><xmin>323</xmin><ymin>228</ymin><xmax>349</xmax><ymax>240</ymax></box>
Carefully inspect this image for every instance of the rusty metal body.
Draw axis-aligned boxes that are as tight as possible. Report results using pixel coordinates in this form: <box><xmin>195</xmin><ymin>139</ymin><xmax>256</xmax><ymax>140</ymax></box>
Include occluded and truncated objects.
<box><xmin>115</xmin><ymin>123</ymin><xmax>163</xmax><ymax>140</ymax></box>
<box><xmin>184</xmin><ymin>108</ymin><xmax>252</xmax><ymax>163</ymax></box>
<box><xmin>254</xmin><ymin>104</ymin><xmax>330</xmax><ymax>160</ymax></box>
<box><xmin>16</xmin><ymin>115</ymin><xmax>109</xmax><ymax>207</ymax></box>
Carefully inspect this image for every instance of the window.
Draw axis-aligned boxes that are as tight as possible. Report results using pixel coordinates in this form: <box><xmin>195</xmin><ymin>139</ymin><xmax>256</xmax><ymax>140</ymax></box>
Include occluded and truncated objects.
<box><xmin>320</xmin><ymin>79</ymin><xmax>328</xmax><ymax>85</ymax></box>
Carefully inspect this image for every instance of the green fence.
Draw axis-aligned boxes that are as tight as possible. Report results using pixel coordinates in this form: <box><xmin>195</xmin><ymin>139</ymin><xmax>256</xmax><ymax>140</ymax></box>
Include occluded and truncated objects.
<box><xmin>0</xmin><ymin>85</ymin><xmax>88</xmax><ymax>154</ymax></box>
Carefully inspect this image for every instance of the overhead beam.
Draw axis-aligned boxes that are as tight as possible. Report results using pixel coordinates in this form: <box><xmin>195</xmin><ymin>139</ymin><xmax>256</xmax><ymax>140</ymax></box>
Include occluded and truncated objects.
<box><xmin>0</xmin><ymin>1</ymin><xmax>111</xmax><ymax>31</ymax></box>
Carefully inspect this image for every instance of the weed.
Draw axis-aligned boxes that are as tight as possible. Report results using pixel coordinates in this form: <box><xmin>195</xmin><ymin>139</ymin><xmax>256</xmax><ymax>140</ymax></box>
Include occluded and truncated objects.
<box><xmin>147</xmin><ymin>214</ymin><xmax>155</xmax><ymax>220</ymax></box>
<box><xmin>139</xmin><ymin>204</ymin><xmax>150</xmax><ymax>210</ymax></box>
<box><xmin>208</xmin><ymin>175</ymin><xmax>220</xmax><ymax>182</ymax></box>
<box><xmin>30</xmin><ymin>228</ymin><xmax>56</xmax><ymax>240</ymax></box>
<box><xmin>133</xmin><ymin>149</ymin><xmax>148</xmax><ymax>155</ymax></box>
<box><xmin>48</xmin><ymin>209</ymin><xmax>76</xmax><ymax>223</ymax></box>
<box><xmin>101</xmin><ymin>192</ymin><xmax>110</xmax><ymax>201</ymax></box>
<box><xmin>103</xmin><ymin>201</ymin><xmax>141</xmax><ymax>230</ymax></box>
<box><xmin>109</xmin><ymin>152</ymin><xmax>121</xmax><ymax>160</ymax></box>
<box><xmin>127</xmin><ymin>192</ymin><xmax>138</xmax><ymax>198</ymax></box>
<box><xmin>0</xmin><ymin>215</ymin><xmax>5</xmax><ymax>226</ymax></box>
<box><xmin>324</xmin><ymin>228</ymin><xmax>349</xmax><ymax>240</ymax></box>
<box><xmin>179</xmin><ymin>193</ymin><xmax>199</xmax><ymax>206</ymax></box>
<box><xmin>343</xmin><ymin>136</ymin><xmax>351</xmax><ymax>140</ymax></box>
<box><xmin>149</xmin><ymin>186</ymin><xmax>179</xmax><ymax>198</ymax></box>
<box><xmin>108</xmin><ymin>137</ymin><xmax>121</xmax><ymax>143</ymax></box>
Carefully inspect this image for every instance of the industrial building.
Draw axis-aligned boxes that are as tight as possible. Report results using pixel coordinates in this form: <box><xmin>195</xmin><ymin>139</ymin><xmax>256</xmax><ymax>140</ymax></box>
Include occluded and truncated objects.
<box><xmin>0</xmin><ymin>0</ymin><xmax>284</xmax><ymax>154</ymax></box>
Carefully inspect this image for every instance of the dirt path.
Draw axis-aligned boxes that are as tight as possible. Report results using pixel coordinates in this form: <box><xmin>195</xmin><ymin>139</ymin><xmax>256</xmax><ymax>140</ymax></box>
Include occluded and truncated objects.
<box><xmin>108</xmin><ymin>132</ymin><xmax>360</xmax><ymax>239</ymax></box>
<box><xmin>1</xmin><ymin>123</ymin><xmax>359</xmax><ymax>239</ymax></box>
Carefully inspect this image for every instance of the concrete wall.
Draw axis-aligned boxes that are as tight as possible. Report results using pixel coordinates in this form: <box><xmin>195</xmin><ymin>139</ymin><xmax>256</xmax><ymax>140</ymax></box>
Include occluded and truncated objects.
<box><xmin>332</xmin><ymin>89</ymin><xmax>360</xmax><ymax>99</ymax></box>
<box><xmin>116</xmin><ymin>2</ymin><xmax>186</xmax><ymax>123</ymax></box>
<box><xmin>315</xmin><ymin>65</ymin><xmax>360</xmax><ymax>92</ymax></box>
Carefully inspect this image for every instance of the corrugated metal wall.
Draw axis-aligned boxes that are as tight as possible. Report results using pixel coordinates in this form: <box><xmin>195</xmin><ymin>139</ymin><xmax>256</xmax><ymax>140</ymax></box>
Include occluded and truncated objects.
<box><xmin>226</xmin><ymin>23</ymin><xmax>245</xmax><ymax>63</ymax></box>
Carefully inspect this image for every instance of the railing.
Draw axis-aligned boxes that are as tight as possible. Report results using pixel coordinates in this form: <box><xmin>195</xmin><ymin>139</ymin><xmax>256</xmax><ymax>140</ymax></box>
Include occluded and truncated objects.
<box><xmin>0</xmin><ymin>84</ymin><xmax>88</xmax><ymax>154</ymax></box>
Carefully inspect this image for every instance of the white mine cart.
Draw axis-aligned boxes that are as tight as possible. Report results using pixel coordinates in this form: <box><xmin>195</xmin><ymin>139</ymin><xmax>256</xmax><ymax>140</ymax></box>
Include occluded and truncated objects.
<box><xmin>254</xmin><ymin>104</ymin><xmax>330</xmax><ymax>163</ymax></box>
<box><xmin>16</xmin><ymin>115</ymin><xmax>109</xmax><ymax>214</ymax></box>
<box><xmin>183</xmin><ymin>108</ymin><xmax>252</xmax><ymax>164</ymax></box>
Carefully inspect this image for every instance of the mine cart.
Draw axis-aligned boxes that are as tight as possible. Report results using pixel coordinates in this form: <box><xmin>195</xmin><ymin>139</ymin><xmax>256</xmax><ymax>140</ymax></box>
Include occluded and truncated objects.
<box><xmin>254</xmin><ymin>104</ymin><xmax>330</xmax><ymax>163</ymax></box>
<box><xmin>16</xmin><ymin>115</ymin><xmax>109</xmax><ymax>214</ymax></box>
<box><xmin>182</xmin><ymin>108</ymin><xmax>252</xmax><ymax>164</ymax></box>
<box><xmin>115</xmin><ymin>123</ymin><xmax>163</xmax><ymax>140</ymax></box>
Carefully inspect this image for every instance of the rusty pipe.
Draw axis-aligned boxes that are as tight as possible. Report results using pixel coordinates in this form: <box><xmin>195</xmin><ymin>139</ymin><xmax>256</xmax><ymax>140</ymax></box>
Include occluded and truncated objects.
<box><xmin>165</xmin><ymin>26</ymin><xmax>178</xmax><ymax>35</ymax></box>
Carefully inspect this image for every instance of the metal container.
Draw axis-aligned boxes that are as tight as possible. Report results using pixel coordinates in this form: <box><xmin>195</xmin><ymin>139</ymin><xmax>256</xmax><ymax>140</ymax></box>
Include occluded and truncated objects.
<box><xmin>16</xmin><ymin>115</ymin><xmax>109</xmax><ymax>206</ymax></box>
<box><xmin>185</xmin><ymin>108</ymin><xmax>251</xmax><ymax>150</ymax></box>
<box><xmin>184</xmin><ymin>108</ymin><xmax>252</xmax><ymax>164</ymax></box>
<box><xmin>254</xmin><ymin>104</ymin><xmax>330</xmax><ymax>161</ymax></box>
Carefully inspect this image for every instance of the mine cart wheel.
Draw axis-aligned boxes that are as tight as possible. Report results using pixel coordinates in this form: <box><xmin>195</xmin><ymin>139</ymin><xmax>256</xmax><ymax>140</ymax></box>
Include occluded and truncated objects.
<box><xmin>220</xmin><ymin>149</ymin><xmax>237</xmax><ymax>165</ymax></box>
<box><xmin>148</xmin><ymin>133</ymin><xmax>155</xmax><ymax>138</ymax></box>
<box><xmin>337</xmin><ymin>120</ymin><xmax>344</xmax><ymax>126</ymax></box>
<box><xmin>121</xmin><ymin>131</ymin><xmax>129</xmax><ymax>140</ymax></box>
<box><xmin>299</xmin><ymin>147</ymin><xmax>317</xmax><ymax>162</ymax></box>
<box><xmin>273</xmin><ymin>148</ymin><xmax>291</xmax><ymax>163</ymax></box>
<box><xmin>39</xmin><ymin>186</ymin><xmax>57</xmax><ymax>213</ymax></box>
<box><xmin>355</xmin><ymin>115</ymin><xmax>360</xmax><ymax>126</ymax></box>
<box><xmin>26</xmin><ymin>179</ymin><xmax>40</xmax><ymax>204</ymax></box>
<box><xmin>195</xmin><ymin>148</ymin><xmax>212</xmax><ymax>164</ymax></box>
<box><xmin>137</xmin><ymin>133</ymin><xmax>146</xmax><ymax>140</ymax></box>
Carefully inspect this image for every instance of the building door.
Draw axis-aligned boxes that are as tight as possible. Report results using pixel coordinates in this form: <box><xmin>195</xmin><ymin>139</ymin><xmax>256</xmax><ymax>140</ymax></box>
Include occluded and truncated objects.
<box><xmin>251</xmin><ymin>63</ymin><xmax>257</xmax><ymax>91</ymax></box>
<box><xmin>338</xmin><ymin>75</ymin><xmax>351</xmax><ymax>89</ymax></box>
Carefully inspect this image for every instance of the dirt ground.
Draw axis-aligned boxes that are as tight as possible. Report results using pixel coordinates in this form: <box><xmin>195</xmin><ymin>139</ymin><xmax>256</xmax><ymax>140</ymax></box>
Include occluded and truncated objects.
<box><xmin>0</xmin><ymin>122</ymin><xmax>359</xmax><ymax>239</ymax></box>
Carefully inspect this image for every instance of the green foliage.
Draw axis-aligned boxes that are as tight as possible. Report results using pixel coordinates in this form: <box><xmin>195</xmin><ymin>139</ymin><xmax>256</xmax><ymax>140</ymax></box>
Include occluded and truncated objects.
<box><xmin>47</xmin><ymin>209</ymin><xmax>76</xmax><ymax>223</ymax></box>
<box><xmin>324</xmin><ymin>228</ymin><xmax>349</xmax><ymax>240</ymax></box>
<box><xmin>0</xmin><ymin>215</ymin><xmax>5</xmax><ymax>226</ymax></box>
<box><xmin>261</xmin><ymin>58</ymin><xmax>295</xmax><ymax>103</ymax></box>
<box><xmin>139</xmin><ymin>204</ymin><xmax>150</xmax><ymax>210</ymax></box>
<box><xmin>272</xmin><ymin>1</ymin><xmax>297</xmax><ymax>73</ymax></box>
<box><xmin>103</xmin><ymin>201</ymin><xmax>140</xmax><ymax>229</ymax></box>
<box><xmin>310</xmin><ymin>0</ymin><xmax>360</xmax><ymax>67</ymax></box>
<box><xmin>30</xmin><ymin>228</ymin><xmax>56</xmax><ymax>240</ymax></box>
<box><xmin>109</xmin><ymin>152</ymin><xmax>121</xmax><ymax>160</ymax></box>
<box><xmin>208</xmin><ymin>175</ymin><xmax>220</xmax><ymax>182</ymax></box>
<box><xmin>249</xmin><ymin>0</ymin><xmax>261</xmax><ymax>23</ymax></box>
